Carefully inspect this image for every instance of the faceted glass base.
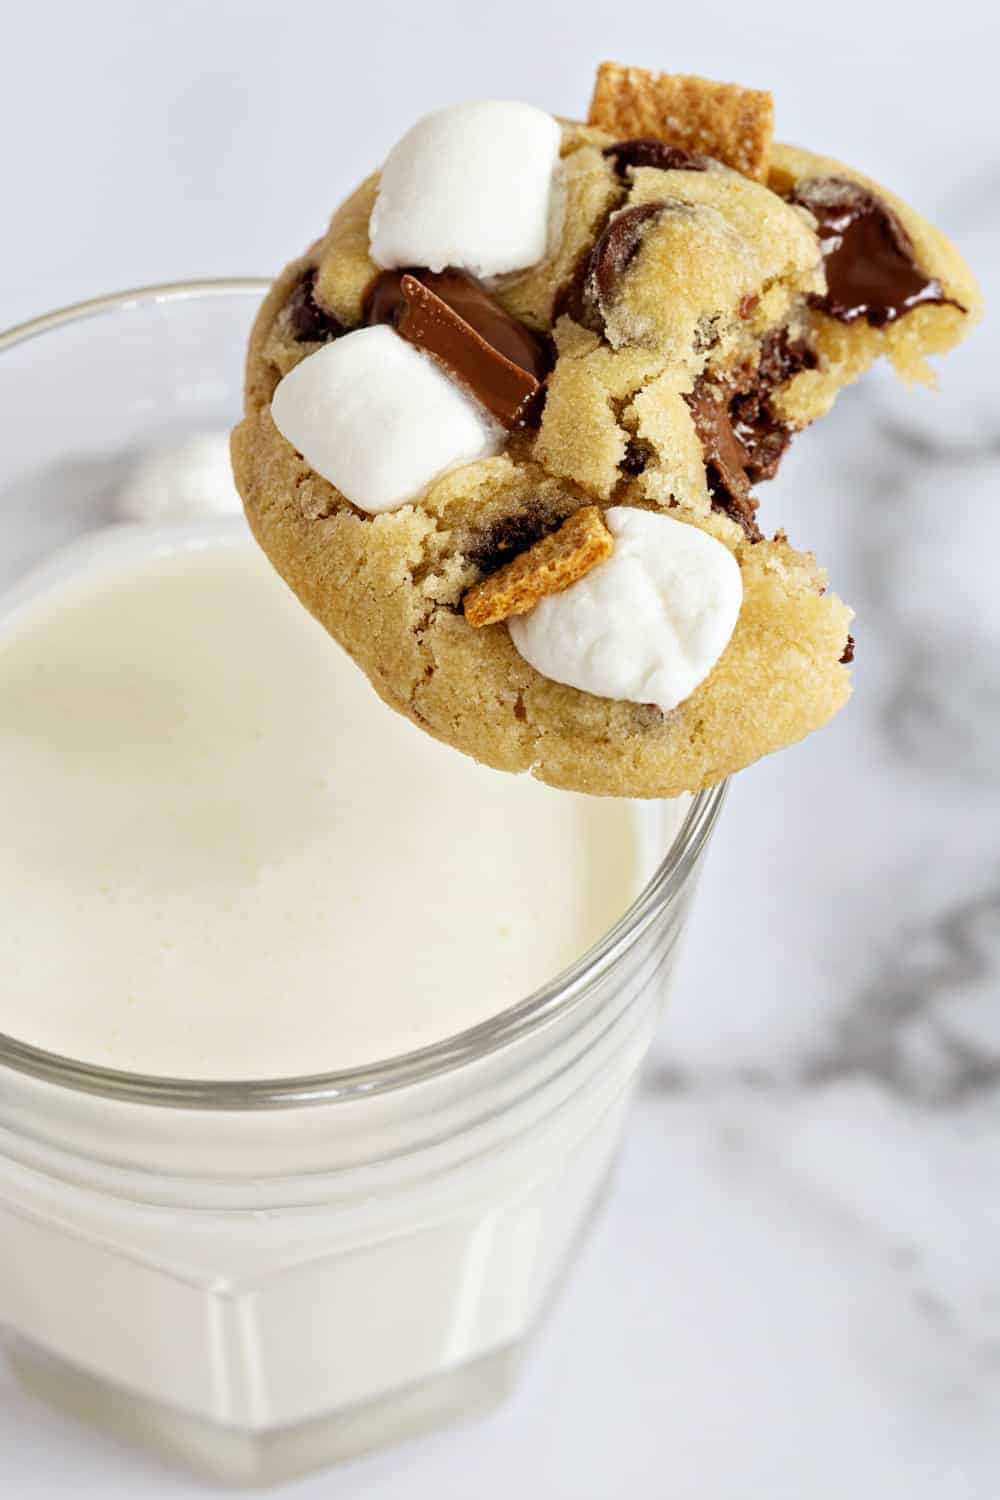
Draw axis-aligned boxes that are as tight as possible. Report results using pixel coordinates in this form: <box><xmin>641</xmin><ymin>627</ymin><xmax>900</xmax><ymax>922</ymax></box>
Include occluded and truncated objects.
<box><xmin>8</xmin><ymin>1337</ymin><xmax>520</xmax><ymax>1488</ymax></box>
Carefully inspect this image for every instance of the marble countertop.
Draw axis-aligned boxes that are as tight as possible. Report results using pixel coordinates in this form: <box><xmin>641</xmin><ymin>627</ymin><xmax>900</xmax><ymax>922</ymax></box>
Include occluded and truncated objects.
<box><xmin>2</xmin><ymin>3</ymin><xmax>998</xmax><ymax>1494</ymax></box>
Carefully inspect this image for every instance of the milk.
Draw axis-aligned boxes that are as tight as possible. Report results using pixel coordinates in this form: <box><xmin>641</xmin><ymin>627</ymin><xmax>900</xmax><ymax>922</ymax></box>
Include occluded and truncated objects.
<box><xmin>0</xmin><ymin>523</ymin><xmax>698</xmax><ymax>1482</ymax></box>
<box><xmin>0</xmin><ymin>532</ymin><xmax>639</xmax><ymax>1078</ymax></box>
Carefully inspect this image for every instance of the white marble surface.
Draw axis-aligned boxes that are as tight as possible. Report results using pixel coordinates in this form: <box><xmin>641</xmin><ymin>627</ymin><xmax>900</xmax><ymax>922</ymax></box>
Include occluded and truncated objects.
<box><xmin>2</xmin><ymin>2</ymin><xmax>998</xmax><ymax>1494</ymax></box>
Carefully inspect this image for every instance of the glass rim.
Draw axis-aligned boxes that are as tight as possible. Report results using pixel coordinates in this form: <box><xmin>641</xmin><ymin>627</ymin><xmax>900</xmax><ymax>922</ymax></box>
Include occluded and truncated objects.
<box><xmin>0</xmin><ymin>280</ymin><xmax>727</xmax><ymax>1110</ymax></box>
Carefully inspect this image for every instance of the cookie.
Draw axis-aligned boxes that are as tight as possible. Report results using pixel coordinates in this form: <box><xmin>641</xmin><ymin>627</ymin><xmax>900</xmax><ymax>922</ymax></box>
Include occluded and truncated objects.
<box><xmin>765</xmin><ymin>143</ymin><xmax>983</xmax><ymax>427</ymax></box>
<box><xmin>232</xmin><ymin>76</ymin><xmax>980</xmax><ymax>798</ymax></box>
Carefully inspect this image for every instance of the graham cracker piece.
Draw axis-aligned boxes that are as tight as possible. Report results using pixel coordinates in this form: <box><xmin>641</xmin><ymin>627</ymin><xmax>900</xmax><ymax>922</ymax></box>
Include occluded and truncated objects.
<box><xmin>588</xmin><ymin>62</ymin><xmax>774</xmax><ymax>182</ymax></box>
<box><xmin>464</xmin><ymin>506</ymin><xmax>613</xmax><ymax>628</ymax></box>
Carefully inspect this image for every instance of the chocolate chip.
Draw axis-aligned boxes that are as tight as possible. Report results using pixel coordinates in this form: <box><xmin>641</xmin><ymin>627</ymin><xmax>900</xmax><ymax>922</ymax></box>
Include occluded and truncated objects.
<box><xmin>553</xmin><ymin>250</ymin><xmax>601</xmax><ymax>328</ymax></box>
<box><xmin>603</xmin><ymin>139</ymin><xmax>709</xmax><ymax>178</ymax></box>
<box><xmin>840</xmin><ymin>634</ymin><xmax>855</xmax><ymax>664</ymax></box>
<box><xmin>619</xmin><ymin>438</ymin><xmax>652</xmax><ymax>476</ymax></box>
<box><xmin>286</xmin><ymin>269</ymin><xmax>344</xmax><ymax>344</ymax></box>
<box><xmin>364</xmin><ymin>268</ymin><xmax>551</xmax><ymax>430</ymax></box>
<box><xmin>552</xmin><ymin>200</ymin><xmax>622</xmax><ymax>329</ymax></box>
<box><xmin>789</xmin><ymin>177</ymin><xmax>962</xmax><ymax>328</ymax></box>
<box><xmin>588</xmin><ymin>202</ymin><xmax>667</xmax><ymax>309</ymax></box>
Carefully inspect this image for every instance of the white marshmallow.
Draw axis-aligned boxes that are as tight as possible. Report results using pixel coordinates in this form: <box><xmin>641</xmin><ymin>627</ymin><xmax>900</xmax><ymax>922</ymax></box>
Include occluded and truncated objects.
<box><xmin>369</xmin><ymin>101</ymin><xmax>562</xmax><ymax>279</ymax></box>
<box><xmin>509</xmin><ymin>507</ymin><xmax>742</xmax><ymax>713</ymax></box>
<box><xmin>115</xmin><ymin>432</ymin><xmax>242</xmax><ymax>521</ymax></box>
<box><xmin>270</xmin><ymin>325</ymin><xmax>500</xmax><ymax>514</ymax></box>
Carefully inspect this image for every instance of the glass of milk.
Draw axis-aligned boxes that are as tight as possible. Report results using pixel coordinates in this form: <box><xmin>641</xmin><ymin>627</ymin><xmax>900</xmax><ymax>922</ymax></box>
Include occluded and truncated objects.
<box><xmin>0</xmin><ymin>285</ymin><xmax>726</xmax><ymax>1484</ymax></box>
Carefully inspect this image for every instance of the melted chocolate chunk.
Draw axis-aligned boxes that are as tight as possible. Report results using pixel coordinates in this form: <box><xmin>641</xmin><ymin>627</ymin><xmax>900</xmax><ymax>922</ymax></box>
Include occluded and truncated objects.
<box><xmin>685</xmin><ymin>331</ymin><xmax>816</xmax><ymax>537</ymax></box>
<box><xmin>840</xmin><ymin>634</ymin><xmax>855</xmax><ymax>665</ymax></box>
<box><xmin>789</xmin><ymin>177</ymin><xmax>959</xmax><ymax>328</ymax></box>
<box><xmin>589</xmin><ymin>202</ymin><xmax>667</xmax><ymax>308</ymax></box>
<box><xmin>731</xmin><ymin>330</ymin><xmax>816</xmax><ymax>483</ymax></box>
<box><xmin>603</xmin><ymin>139</ymin><xmax>709</xmax><ymax>177</ymax></box>
<box><xmin>686</xmin><ymin>378</ymin><xmax>761</xmax><ymax>539</ymax></box>
<box><xmin>466</xmin><ymin>507</ymin><xmax>560</xmax><ymax>575</ymax></box>
<box><xmin>286</xmin><ymin>269</ymin><xmax>344</xmax><ymax>343</ymax></box>
<box><xmin>756</xmin><ymin>328</ymin><xmax>818</xmax><ymax>389</ymax></box>
<box><xmin>730</xmin><ymin>397</ymin><xmax>792</xmax><ymax>485</ymax></box>
<box><xmin>364</xmin><ymin>268</ymin><xmax>551</xmax><ymax>429</ymax></box>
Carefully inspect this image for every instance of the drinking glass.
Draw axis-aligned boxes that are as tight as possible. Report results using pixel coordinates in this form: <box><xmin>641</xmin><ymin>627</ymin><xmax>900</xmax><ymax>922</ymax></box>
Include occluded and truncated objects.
<box><xmin>0</xmin><ymin>285</ymin><xmax>725</xmax><ymax>1485</ymax></box>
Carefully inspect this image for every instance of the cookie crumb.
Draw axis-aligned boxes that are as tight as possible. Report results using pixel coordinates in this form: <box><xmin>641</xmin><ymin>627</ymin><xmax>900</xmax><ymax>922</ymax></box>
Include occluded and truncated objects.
<box><xmin>588</xmin><ymin>63</ymin><xmax>774</xmax><ymax>182</ymax></box>
<box><xmin>464</xmin><ymin>506</ymin><xmax>613</xmax><ymax>628</ymax></box>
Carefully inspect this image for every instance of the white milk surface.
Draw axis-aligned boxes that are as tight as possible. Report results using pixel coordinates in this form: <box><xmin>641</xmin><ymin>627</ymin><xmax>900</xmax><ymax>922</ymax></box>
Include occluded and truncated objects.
<box><xmin>0</xmin><ymin>539</ymin><xmax>640</xmax><ymax>1078</ymax></box>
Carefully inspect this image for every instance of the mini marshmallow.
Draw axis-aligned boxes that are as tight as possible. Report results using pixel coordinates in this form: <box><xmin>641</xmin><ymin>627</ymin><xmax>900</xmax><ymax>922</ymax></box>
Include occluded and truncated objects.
<box><xmin>115</xmin><ymin>432</ymin><xmax>242</xmax><ymax>521</ymax></box>
<box><xmin>270</xmin><ymin>325</ymin><xmax>500</xmax><ymax>514</ymax></box>
<box><xmin>369</xmin><ymin>101</ymin><xmax>562</xmax><ymax>279</ymax></box>
<box><xmin>509</xmin><ymin>507</ymin><xmax>742</xmax><ymax>713</ymax></box>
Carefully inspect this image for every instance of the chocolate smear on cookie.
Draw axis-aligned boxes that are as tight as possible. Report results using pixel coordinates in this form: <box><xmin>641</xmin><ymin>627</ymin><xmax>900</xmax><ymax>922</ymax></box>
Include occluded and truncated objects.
<box><xmin>365</xmin><ymin>268</ymin><xmax>551</xmax><ymax>429</ymax></box>
<box><xmin>286</xmin><ymin>269</ymin><xmax>344</xmax><ymax>344</ymax></box>
<box><xmin>789</xmin><ymin>178</ymin><xmax>961</xmax><ymax>327</ymax></box>
<box><xmin>603</xmin><ymin>139</ymin><xmax>710</xmax><ymax>177</ymax></box>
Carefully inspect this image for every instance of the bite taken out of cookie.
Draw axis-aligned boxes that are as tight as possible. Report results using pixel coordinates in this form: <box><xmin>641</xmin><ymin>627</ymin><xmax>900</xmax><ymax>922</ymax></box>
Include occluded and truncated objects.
<box><xmin>232</xmin><ymin>66</ymin><xmax>981</xmax><ymax>799</ymax></box>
